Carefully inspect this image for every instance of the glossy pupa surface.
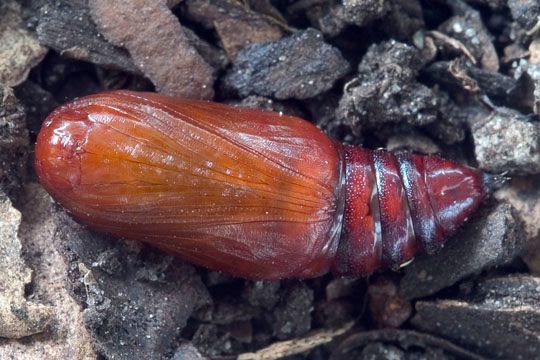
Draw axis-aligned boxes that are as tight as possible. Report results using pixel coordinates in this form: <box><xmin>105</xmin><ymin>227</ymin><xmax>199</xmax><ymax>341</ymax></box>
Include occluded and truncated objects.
<box><xmin>35</xmin><ymin>91</ymin><xmax>486</xmax><ymax>279</ymax></box>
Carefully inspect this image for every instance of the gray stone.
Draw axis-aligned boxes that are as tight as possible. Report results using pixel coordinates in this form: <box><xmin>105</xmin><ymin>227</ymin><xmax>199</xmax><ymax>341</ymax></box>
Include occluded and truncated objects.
<box><xmin>472</xmin><ymin>107</ymin><xmax>540</xmax><ymax>175</ymax></box>
<box><xmin>223</xmin><ymin>28</ymin><xmax>350</xmax><ymax>100</ymax></box>
<box><xmin>509</xmin><ymin>0</ymin><xmax>540</xmax><ymax>30</ymax></box>
<box><xmin>242</xmin><ymin>280</ymin><xmax>281</xmax><ymax>310</ymax></box>
<box><xmin>271</xmin><ymin>283</ymin><xmax>314</xmax><ymax>340</ymax></box>
<box><xmin>336</xmin><ymin>40</ymin><xmax>437</xmax><ymax>131</ymax></box>
<box><xmin>400</xmin><ymin>202</ymin><xmax>524</xmax><ymax>299</ymax></box>
<box><xmin>53</xmin><ymin>209</ymin><xmax>212</xmax><ymax>359</ymax></box>
<box><xmin>183</xmin><ymin>0</ymin><xmax>283</xmax><ymax>60</ymax></box>
<box><xmin>412</xmin><ymin>275</ymin><xmax>540</xmax><ymax>359</ymax></box>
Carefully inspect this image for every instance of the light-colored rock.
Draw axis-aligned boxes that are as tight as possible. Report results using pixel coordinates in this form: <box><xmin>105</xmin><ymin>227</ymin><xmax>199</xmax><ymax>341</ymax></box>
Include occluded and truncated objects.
<box><xmin>89</xmin><ymin>0</ymin><xmax>215</xmax><ymax>99</ymax></box>
<box><xmin>0</xmin><ymin>184</ymin><xmax>95</xmax><ymax>359</ymax></box>
<box><xmin>0</xmin><ymin>1</ymin><xmax>48</xmax><ymax>86</ymax></box>
<box><xmin>0</xmin><ymin>192</ymin><xmax>52</xmax><ymax>338</ymax></box>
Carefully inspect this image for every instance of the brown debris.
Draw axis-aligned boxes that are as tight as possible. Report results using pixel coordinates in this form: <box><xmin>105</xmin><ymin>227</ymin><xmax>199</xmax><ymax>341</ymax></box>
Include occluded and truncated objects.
<box><xmin>472</xmin><ymin>107</ymin><xmax>540</xmax><ymax>174</ymax></box>
<box><xmin>400</xmin><ymin>202</ymin><xmax>524</xmax><ymax>299</ymax></box>
<box><xmin>89</xmin><ymin>0</ymin><xmax>215</xmax><ymax>99</ymax></box>
<box><xmin>183</xmin><ymin>0</ymin><xmax>284</xmax><ymax>60</ymax></box>
<box><xmin>0</xmin><ymin>1</ymin><xmax>47</xmax><ymax>86</ymax></box>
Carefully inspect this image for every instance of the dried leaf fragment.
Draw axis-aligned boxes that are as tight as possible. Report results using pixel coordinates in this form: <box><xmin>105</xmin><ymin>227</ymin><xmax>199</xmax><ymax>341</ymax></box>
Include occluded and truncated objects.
<box><xmin>89</xmin><ymin>0</ymin><xmax>215</xmax><ymax>99</ymax></box>
<box><xmin>238</xmin><ymin>322</ymin><xmax>353</xmax><ymax>360</ymax></box>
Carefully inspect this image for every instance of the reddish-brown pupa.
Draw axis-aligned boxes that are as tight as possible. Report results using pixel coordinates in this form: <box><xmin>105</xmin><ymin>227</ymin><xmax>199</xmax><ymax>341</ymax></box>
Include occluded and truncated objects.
<box><xmin>35</xmin><ymin>91</ymin><xmax>491</xmax><ymax>279</ymax></box>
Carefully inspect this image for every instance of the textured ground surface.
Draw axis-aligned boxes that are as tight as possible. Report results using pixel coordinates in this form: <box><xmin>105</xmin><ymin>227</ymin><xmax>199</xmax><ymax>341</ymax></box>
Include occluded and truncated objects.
<box><xmin>1</xmin><ymin>0</ymin><xmax>540</xmax><ymax>359</ymax></box>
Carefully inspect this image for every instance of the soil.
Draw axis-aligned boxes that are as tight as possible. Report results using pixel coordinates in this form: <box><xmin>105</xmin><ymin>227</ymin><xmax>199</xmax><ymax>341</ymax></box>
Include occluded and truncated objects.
<box><xmin>2</xmin><ymin>0</ymin><xmax>540</xmax><ymax>359</ymax></box>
